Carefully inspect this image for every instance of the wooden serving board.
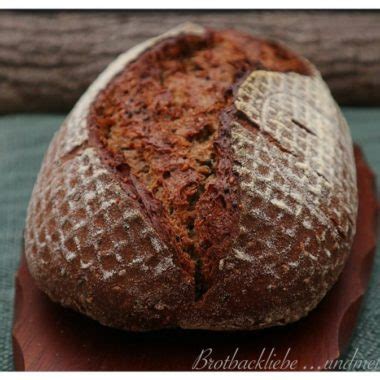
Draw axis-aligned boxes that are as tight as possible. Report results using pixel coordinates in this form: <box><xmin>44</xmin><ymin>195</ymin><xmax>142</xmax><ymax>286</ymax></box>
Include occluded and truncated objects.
<box><xmin>12</xmin><ymin>146</ymin><xmax>378</xmax><ymax>371</ymax></box>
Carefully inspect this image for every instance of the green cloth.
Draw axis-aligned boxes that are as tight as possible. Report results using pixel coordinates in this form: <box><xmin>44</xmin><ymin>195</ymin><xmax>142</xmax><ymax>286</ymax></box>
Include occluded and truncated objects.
<box><xmin>0</xmin><ymin>111</ymin><xmax>379</xmax><ymax>371</ymax></box>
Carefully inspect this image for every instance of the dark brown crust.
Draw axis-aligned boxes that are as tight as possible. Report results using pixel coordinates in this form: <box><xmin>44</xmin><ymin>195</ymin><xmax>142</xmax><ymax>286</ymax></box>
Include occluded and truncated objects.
<box><xmin>24</xmin><ymin>25</ymin><xmax>357</xmax><ymax>331</ymax></box>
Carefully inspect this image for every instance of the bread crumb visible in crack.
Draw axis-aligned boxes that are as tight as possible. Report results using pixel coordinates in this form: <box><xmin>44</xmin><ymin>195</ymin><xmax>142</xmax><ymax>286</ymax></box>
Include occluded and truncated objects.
<box><xmin>89</xmin><ymin>30</ymin><xmax>313</xmax><ymax>300</ymax></box>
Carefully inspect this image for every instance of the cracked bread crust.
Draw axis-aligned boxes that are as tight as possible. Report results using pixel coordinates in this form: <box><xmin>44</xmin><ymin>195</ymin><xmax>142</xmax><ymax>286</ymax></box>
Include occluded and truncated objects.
<box><xmin>25</xmin><ymin>23</ymin><xmax>357</xmax><ymax>331</ymax></box>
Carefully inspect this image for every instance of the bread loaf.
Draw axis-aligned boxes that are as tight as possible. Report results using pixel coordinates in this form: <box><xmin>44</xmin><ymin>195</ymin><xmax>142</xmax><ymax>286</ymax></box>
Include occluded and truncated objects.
<box><xmin>25</xmin><ymin>23</ymin><xmax>358</xmax><ymax>331</ymax></box>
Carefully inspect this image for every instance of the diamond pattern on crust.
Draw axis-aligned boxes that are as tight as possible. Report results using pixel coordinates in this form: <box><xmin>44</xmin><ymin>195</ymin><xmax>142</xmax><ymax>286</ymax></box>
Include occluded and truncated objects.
<box><xmin>235</xmin><ymin>71</ymin><xmax>357</xmax><ymax>232</ymax></box>
<box><xmin>224</xmin><ymin>71</ymin><xmax>358</xmax><ymax>325</ymax></box>
<box><xmin>26</xmin><ymin>147</ymin><xmax>173</xmax><ymax>278</ymax></box>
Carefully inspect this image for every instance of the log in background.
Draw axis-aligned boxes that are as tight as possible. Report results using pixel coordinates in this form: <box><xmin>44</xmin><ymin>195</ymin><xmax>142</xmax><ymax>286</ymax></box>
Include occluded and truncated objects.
<box><xmin>1</xmin><ymin>10</ymin><xmax>380</xmax><ymax>113</ymax></box>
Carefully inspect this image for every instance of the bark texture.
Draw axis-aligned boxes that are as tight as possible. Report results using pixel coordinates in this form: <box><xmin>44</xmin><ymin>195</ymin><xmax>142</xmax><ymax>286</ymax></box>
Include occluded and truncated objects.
<box><xmin>1</xmin><ymin>10</ymin><xmax>380</xmax><ymax>113</ymax></box>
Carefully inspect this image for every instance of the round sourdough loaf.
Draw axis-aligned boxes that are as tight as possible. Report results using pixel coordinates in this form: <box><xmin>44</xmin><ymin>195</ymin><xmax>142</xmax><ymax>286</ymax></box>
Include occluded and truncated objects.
<box><xmin>25</xmin><ymin>23</ymin><xmax>358</xmax><ymax>331</ymax></box>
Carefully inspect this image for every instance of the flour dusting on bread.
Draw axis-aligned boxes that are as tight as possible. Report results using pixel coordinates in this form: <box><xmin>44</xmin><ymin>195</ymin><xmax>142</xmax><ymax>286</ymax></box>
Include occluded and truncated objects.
<box><xmin>24</xmin><ymin>24</ymin><xmax>358</xmax><ymax>331</ymax></box>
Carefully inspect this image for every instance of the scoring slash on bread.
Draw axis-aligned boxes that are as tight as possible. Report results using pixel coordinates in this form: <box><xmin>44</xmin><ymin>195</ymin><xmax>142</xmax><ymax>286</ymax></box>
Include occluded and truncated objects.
<box><xmin>25</xmin><ymin>23</ymin><xmax>358</xmax><ymax>331</ymax></box>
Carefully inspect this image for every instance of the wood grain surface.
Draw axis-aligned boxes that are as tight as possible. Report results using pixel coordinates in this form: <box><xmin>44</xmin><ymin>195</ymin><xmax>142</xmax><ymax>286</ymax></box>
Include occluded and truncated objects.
<box><xmin>1</xmin><ymin>10</ymin><xmax>380</xmax><ymax>114</ymax></box>
<box><xmin>11</xmin><ymin>145</ymin><xmax>378</xmax><ymax>371</ymax></box>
